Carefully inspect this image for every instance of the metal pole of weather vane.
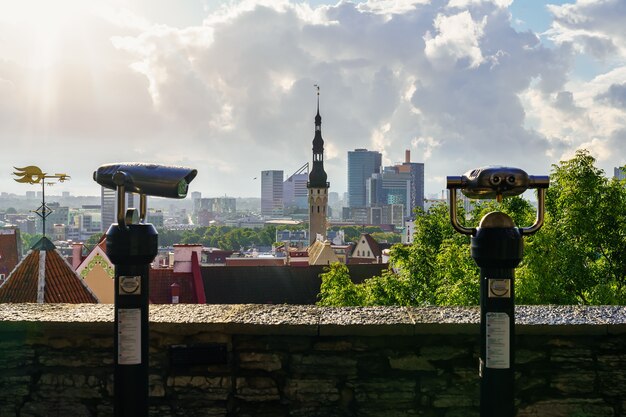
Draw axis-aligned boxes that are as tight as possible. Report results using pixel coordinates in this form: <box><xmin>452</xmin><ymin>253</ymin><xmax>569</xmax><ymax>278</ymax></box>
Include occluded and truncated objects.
<box><xmin>93</xmin><ymin>163</ymin><xmax>197</xmax><ymax>417</ymax></box>
<box><xmin>446</xmin><ymin>167</ymin><xmax>549</xmax><ymax>417</ymax></box>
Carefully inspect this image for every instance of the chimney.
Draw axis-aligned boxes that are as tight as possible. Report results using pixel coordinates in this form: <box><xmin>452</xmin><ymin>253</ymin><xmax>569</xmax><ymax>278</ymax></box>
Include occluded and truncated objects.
<box><xmin>170</xmin><ymin>283</ymin><xmax>180</xmax><ymax>304</ymax></box>
<box><xmin>72</xmin><ymin>243</ymin><xmax>84</xmax><ymax>270</ymax></box>
<box><xmin>405</xmin><ymin>149</ymin><xmax>411</xmax><ymax>163</ymax></box>
<box><xmin>173</xmin><ymin>244</ymin><xmax>203</xmax><ymax>273</ymax></box>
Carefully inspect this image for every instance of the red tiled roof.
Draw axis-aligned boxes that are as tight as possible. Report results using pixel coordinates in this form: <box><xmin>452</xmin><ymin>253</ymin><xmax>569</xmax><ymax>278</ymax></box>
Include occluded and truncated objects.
<box><xmin>150</xmin><ymin>268</ymin><xmax>198</xmax><ymax>304</ymax></box>
<box><xmin>0</xmin><ymin>238</ymin><xmax>98</xmax><ymax>304</ymax></box>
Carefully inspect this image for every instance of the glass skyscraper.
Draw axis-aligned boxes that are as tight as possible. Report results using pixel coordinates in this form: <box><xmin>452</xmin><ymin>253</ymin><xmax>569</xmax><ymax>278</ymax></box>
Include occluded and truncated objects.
<box><xmin>347</xmin><ymin>149</ymin><xmax>382</xmax><ymax>208</ymax></box>
<box><xmin>261</xmin><ymin>170</ymin><xmax>284</xmax><ymax>216</ymax></box>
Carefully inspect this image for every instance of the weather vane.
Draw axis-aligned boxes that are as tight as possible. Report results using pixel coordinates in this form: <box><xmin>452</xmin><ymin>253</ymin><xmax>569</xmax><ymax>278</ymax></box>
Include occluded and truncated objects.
<box><xmin>12</xmin><ymin>166</ymin><xmax>71</xmax><ymax>238</ymax></box>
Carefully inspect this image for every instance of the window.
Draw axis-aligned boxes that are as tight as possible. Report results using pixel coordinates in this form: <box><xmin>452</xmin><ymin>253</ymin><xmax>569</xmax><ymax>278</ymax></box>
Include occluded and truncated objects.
<box><xmin>367</xmin><ymin>251</ymin><xmax>371</xmax><ymax>257</ymax></box>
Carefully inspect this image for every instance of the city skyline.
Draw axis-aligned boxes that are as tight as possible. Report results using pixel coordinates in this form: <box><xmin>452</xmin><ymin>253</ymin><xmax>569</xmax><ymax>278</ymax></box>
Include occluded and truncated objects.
<box><xmin>1</xmin><ymin>0</ymin><xmax>625</xmax><ymax>198</ymax></box>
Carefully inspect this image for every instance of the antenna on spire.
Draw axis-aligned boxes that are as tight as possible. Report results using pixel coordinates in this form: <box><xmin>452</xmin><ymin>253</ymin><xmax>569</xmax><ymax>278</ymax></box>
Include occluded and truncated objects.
<box><xmin>314</xmin><ymin>84</ymin><xmax>320</xmax><ymax>113</ymax></box>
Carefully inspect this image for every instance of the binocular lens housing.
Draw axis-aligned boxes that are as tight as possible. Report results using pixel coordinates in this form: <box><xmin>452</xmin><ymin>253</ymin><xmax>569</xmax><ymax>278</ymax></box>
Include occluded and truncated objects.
<box><xmin>94</xmin><ymin>163</ymin><xmax>198</xmax><ymax>199</ymax></box>
<box><xmin>446</xmin><ymin>166</ymin><xmax>549</xmax><ymax>200</ymax></box>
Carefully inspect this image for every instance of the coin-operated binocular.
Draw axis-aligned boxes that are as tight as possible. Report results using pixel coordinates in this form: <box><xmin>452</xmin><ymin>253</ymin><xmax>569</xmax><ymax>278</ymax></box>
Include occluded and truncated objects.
<box><xmin>94</xmin><ymin>162</ymin><xmax>197</xmax><ymax>417</ymax></box>
<box><xmin>94</xmin><ymin>162</ymin><xmax>197</xmax><ymax>229</ymax></box>
<box><xmin>446</xmin><ymin>166</ymin><xmax>548</xmax><ymax>417</ymax></box>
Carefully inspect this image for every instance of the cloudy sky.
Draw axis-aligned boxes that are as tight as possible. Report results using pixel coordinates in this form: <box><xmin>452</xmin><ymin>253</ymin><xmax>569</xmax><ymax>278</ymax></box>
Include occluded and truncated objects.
<box><xmin>1</xmin><ymin>0</ymin><xmax>625</xmax><ymax>199</ymax></box>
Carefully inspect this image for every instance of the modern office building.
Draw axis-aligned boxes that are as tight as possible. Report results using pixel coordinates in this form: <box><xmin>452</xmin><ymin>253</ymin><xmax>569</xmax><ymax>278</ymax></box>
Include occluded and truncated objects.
<box><xmin>36</xmin><ymin>202</ymin><xmax>69</xmax><ymax>236</ymax></box>
<box><xmin>363</xmin><ymin>150</ymin><xmax>423</xmax><ymax>218</ymax></box>
<box><xmin>100</xmin><ymin>186</ymin><xmax>142</xmax><ymax>231</ymax></box>
<box><xmin>196</xmin><ymin>197</ymin><xmax>236</xmax><ymax>214</ymax></box>
<box><xmin>283</xmin><ymin>164</ymin><xmax>309</xmax><ymax>211</ymax></box>
<box><xmin>195</xmin><ymin>197</ymin><xmax>237</xmax><ymax>226</ymax></box>
<box><xmin>366</xmin><ymin>150</ymin><xmax>424</xmax><ymax>217</ymax></box>
<box><xmin>397</xmin><ymin>150</ymin><xmax>425</xmax><ymax>214</ymax></box>
<box><xmin>191</xmin><ymin>192</ymin><xmax>202</xmax><ymax>213</ymax></box>
<box><xmin>347</xmin><ymin>149</ymin><xmax>382</xmax><ymax>208</ymax></box>
<box><xmin>147</xmin><ymin>210</ymin><xmax>164</xmax><ymax>228</ymax></box>
<box><xmin>100</xmin><ymin>187</ymin><xmax>116</xmax><ymax>231</ymax></box>
<box><xmin>307</xmin><ymin>88</ymin><xmax>330</xmax><ymax>244</ymax></box>
<box><xmin>48</xmin><ymin>203</ymin><xmax>70</xmax><ymax>231</ymax></box>
<box><xmin>261</xmin><ymin>170</ymin><xmax>284</xmax><ymax>217</ymax></box>
<box><xmin>366</xmin><ymin>166</ymin><xmax>411</xmax><ymax>216</ymax></box>
<box><xmin>71</xmin><ymin>206</ymin><xmax>102</xmax><ymax>241</ymax></box>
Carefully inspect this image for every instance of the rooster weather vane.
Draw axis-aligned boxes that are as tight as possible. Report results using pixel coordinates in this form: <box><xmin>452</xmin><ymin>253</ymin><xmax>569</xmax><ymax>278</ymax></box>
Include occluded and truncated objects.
<box><xmin>12</xmin><ymin>166</ymin><xmax>71</xmax><ymax>238</ymax></box>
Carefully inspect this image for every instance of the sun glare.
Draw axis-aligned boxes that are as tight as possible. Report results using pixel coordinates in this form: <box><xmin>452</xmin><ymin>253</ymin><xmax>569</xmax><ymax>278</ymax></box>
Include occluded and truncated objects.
<box><xmin>1</xmin><ymin>0</ymin><xmax>92</xmax><ymax>69</ymax></box>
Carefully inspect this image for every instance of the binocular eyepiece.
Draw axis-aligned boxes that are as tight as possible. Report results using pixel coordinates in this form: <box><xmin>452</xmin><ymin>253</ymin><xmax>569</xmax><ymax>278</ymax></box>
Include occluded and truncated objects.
<box><xmin>94</xmin><ymin>163</ymin><xmax>197</xmax><ymax>199</ymax></box>
<box><xmin>447</xmin><ymin>166</ymin><xmax>549</xmax><ymax>201</ymax></box>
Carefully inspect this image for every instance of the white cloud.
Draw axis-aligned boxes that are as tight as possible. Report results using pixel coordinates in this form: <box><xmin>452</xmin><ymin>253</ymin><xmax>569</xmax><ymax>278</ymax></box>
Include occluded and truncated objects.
<box><xmin>424</xmin><ymin>11</ymin><xmax>486</xmax><ymax>69</ymax></box>
<box><xmin>547</xmin><ymin>0</ymin><xmax>626</xmax><ymax>58</ymax></box>
<box><xmin>411</xmin><ymin>136</ymin><xmax>440</xmax><ymax>160</ymax></box>
<box><xmin>0</xmin><ymin>0</ymin><xmax>625</xmax><ymax>198</ymax></box>
<box><xmin>447</xmin><ymin>0</ymin><xmax>513</xmax><ymax>9</ymax></box>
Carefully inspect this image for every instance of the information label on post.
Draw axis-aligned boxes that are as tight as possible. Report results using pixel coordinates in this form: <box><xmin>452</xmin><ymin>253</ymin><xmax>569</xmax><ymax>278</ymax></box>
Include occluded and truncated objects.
<box><xmin>486</xmin><ymin>312</ymin><xmax>510</xmax><ymax>369</ymax></box>
<box><xmin>118</xmin><ymin>308</ymin><xmax>141</xmax><ymax>365</ymax></box>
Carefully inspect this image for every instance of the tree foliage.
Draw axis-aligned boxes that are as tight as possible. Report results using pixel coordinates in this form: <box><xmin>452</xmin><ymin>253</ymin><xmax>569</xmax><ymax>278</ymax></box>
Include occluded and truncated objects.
<box><xmin>517</xmin><ymin>150</ymin><xmax>626</xmax><ymax>304</ymax></box>
<box><xmin>20</xmin><ymin>233</ymin><xmax>42</xmax><ymax>253</ymax></box>
<box><xmin>318</xmin><ymin>149</ymin><xmax>626</xmax><ymax>306</ymax></box>
<box><xmin>156</xmin><ymin>225</ymin><xmax>278</xmax><ymax>251</ymax></box>
<box><xmin>317</xmin><ymin>263</ymin><xmax>365</xmax><ymax>306</ymax></box>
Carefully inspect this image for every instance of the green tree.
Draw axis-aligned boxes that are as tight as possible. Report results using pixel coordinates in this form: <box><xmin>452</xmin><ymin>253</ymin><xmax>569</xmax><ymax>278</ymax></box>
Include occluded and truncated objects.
<box><xmin>316</xmin><ymin>184</ymin><xmax>557</xmax><ymax>306</ymax></box>
<box><xmin>318</xmin><ymin>263</ymin><xmax>365</xmax><ymax>306</ymax></box>
<box><xmin>156</xmin><ymin>229</ymin><xmax>185</xmax><ymax>247</ymax></box>
<box><xmin>370</xmin><ymin>231</ymin><xmax>401</xmax><ymax>244</ymax></box>
<box><xmin>20</xmin><ymin>233</ymin><xmax>42</xmax><ymax>252</ymax></box>
<box><xmin>517</xmin><ymin>150</ymin><xmax>626</xmax><ymax>304</ymax></box>
<box><xmin>340</xmin><ymin>226</ymin><xmax>362</xmax><ymax>243</ymax></box>
<box><xmin>85</xmin><ymin>233</ymin><xmax>103</xmax><ymax>247</ymax></box>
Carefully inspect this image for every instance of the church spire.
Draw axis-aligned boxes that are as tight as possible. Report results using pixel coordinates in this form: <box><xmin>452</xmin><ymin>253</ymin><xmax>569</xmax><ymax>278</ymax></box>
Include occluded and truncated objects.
<box><xmin>308</xmin><ymin>84</ymin><xmax>329</xmax><ymax>245</ymax></box>
<box><xmin>309</xmin><ymin>85</ymin><xmax>328</xmax><ymax>188</ymax></box>
<box><xmin>315</xmin><ymin>85</ymin><xmax>321</xmax><ymax>126</ymax></box>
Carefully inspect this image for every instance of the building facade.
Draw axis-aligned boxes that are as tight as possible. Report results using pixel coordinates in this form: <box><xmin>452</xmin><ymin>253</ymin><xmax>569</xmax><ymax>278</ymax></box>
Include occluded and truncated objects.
<box><xmin>100</xmin><ymin>187</ymin><xmax>143</xmax><ymax>231</ymax></box>
<box><xmin>366</xmin><ymin>166</ymin><xmax>411</xmax><ymax>216</ymax></box>
<box><xmin>261</xmin><ymin>170</ymin><xmax>284</xmax><ymax>217</ymax></box>
<box><xmin>397</xmin><ymin>150</ymin><xmax>425</xmax><ymax>214</ymax></box>
<box><xmin>347</xmin><ymin>149</ymin><xmax>382</xmax><ymax>208</ymax></box>
<box><xmin>283</xmin><ymin>164</ymin><xmax>309</xmax><ymax>211</ymax></box>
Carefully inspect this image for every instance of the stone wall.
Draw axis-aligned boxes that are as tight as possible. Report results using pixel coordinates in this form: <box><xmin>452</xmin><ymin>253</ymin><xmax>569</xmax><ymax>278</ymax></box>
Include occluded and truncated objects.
<box><xmin>0</xmin><ymin>304</ymin><xmax>624</xmax><ymax>417</ymax></box>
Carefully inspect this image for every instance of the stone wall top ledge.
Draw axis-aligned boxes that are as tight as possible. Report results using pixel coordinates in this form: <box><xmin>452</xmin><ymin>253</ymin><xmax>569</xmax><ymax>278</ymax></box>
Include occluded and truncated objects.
<box><xmin>0</xmin><ymin>304</ymin><xmax>624</xmax><ymax>336</ymax></box>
